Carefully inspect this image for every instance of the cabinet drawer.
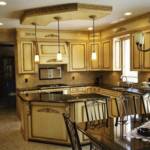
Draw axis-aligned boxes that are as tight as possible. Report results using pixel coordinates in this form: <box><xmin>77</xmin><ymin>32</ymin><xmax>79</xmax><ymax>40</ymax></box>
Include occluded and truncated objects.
<box><xmin>71</xmin><ymin>87</ymin><xmax>87</xmax><ymax>94</ymax></box>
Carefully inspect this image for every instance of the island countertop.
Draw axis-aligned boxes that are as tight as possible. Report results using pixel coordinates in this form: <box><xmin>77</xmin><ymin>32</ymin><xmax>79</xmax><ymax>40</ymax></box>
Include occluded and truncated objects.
<box><xmin>18</xmin><ymin>93</ymin><xmax>109</xmax><ymax>103</ymax></box>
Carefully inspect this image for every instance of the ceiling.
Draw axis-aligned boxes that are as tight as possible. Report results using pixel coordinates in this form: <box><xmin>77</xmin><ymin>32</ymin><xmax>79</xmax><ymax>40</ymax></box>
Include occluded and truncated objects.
<box><xmin>0</xmin><ymin>0</ymin><xmax>150</xmax><ymax>31</ymax></box>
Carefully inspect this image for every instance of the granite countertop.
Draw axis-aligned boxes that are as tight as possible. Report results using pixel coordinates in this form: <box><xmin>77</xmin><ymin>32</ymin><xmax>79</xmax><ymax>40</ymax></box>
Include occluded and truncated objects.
<box><xmin>19</xmin><ymin>93</ymin><xmax>108</xmax><ymax>103</ymax></box>
<box><xmin>17</xmin><ymin>83</ymin><xmax>150</xmax><ymax>95</ymax></box>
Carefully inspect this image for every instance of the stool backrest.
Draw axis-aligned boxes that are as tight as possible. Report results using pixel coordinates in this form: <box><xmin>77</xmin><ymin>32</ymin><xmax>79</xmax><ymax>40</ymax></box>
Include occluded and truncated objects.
<box><xmin>63</xmin><ymin>113</ymin><xmax>82</xmax><ymax>150</ymax></box>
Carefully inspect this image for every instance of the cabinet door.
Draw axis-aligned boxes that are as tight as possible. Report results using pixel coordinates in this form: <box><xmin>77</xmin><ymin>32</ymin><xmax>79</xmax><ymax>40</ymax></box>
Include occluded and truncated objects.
<box><xmin>69</xmin><ymin>43</ymin><xmax>87</xmax><ymax>71</ymax></box>
<box><xmin>18</xmin><ymin>41</ymin><xmax>35</xmax><ymax>73</ymax></box>
<box><xmin>88</xmin><ymin>43</ymin><xmax>100</xmax><ymax>70</ymax></box>
<box><xmin>31</xmin><ymin>103</ymin><xmax>69</xmax><ymax>144</ymax></box>
<box><xmin>142</xmin><ymin>31</ymin><xmax>150</xmax><ymax>70</ymax></box>
<box><xmin>102</xmin><ymin>40</ymin><xmax>112</xmax><ymax>70</ymax></box>
<box><xmin>131</xmin><ymin>34</ymin><xmax>142</xmax><ymax>70</ymax></box>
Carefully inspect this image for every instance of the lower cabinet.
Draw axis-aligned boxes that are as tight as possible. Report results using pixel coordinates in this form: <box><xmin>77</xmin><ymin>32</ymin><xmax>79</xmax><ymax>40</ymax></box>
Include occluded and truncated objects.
<box><xmin>30</xmin><ymin>103</ymin><xmax>70</xmax><ymax>144</ymax></box>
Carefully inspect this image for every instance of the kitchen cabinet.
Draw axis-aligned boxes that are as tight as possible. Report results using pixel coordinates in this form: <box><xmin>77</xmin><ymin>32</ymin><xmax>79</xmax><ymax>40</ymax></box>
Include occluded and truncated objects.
<box><xmin>88</xmin><ymin>43</ymin><xmax>100</xmax><ymax>70</ymax></box>
<box><xmin>70</xmin><ymin>87</ymin><xmax>87</xmax><ymax>94</ymax></box>
<box><xmin>101</xmin><ymin>39</ymin><xmax>113</xmax><ymax>70</ymax></box>
<box><xmin>17</xmin><ymin>41</ymin><xmax>35</xmax><ymax>74</ymax></box>
<box><xmin>131</xmin><ymin>31</ymin><xmax>150</xmax><ymax>71</ymax></box>
<box><xmin>30</xmin><ymin>102</ymin><xmax>70</xmax><ymax>144</ymax></box>
<box><xmin>68</xmin><ymin>42</ymin><xmax>87</xmax><ymax>71</ymax></box>
<box><xmin>38</xmin><ymin>42</ymin><xmax>68</xmax><ymax>64</ymax></box>
<box><xmin>142</xmin><ymin>31</ymin><xmax>150</xmax><ymax>70</ymax></box>
<box><xmin>131</xmin><ymin>34</ymin><xmax>142</xmax><ymax>70</ymax></box>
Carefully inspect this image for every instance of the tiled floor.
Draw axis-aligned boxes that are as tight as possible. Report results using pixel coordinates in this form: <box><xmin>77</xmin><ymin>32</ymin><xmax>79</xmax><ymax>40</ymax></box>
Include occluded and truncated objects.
<box><xmin>0</xmin><ymin>108</ymin><xmax>89</xmax><ymax>150</ymax></box>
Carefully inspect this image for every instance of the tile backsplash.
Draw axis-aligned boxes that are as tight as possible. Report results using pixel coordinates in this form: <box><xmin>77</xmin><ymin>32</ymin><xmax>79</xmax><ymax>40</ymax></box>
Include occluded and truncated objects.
<box><xmin>16</xmin><ymin>66</ymin><xmax>102</xmax><ymax>89</ymax></box>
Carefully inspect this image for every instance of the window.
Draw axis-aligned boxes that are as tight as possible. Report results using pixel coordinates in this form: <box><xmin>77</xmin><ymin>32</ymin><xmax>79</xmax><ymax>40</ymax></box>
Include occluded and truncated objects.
<box><xmin>113</xmin><ymin>36</ymin><xmax>138</xmax><ymax>83</ymax></box>
<box><xmin>122</xmin><ymin>38</ymin><xmax>138</xmax><ymax>83</ymax></box>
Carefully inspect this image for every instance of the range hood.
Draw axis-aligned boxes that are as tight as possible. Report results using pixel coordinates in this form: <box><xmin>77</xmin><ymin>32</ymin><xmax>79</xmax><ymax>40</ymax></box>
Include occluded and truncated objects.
<box><xmin>38</xmin><ymin>42</ymin><xmax>68</xmax><ymax>64</ymax></box>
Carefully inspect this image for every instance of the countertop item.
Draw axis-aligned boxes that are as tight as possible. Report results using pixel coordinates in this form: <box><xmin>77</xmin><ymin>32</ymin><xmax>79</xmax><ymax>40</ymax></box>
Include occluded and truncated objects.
<box><xmin>19</xmin><ymin>93</ymin><xmax>108</xmax><ymax>103</ymax></box>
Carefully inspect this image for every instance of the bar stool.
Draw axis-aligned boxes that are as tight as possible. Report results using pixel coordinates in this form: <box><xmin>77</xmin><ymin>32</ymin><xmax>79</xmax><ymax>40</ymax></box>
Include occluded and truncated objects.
<box><xmin>84</xmin><ymin>97</ymin><xmax>109</xmax><ymax>128</ymax></box>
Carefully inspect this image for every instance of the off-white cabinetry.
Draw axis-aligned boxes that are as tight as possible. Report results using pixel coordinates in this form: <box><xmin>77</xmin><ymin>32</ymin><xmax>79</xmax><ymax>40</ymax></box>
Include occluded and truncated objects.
<box><xmin>101</xmin><ymin>39</ymin><xmax>113</xmax><ymax>70</ymax></box>
<box><xmin>131</xmin><ymin>31</ymin><xmax>150</xmax><ymax>71</ymax></box>
<box><xmin>30</xmin><ymin>103</ymin><xmax>70</xmax><ymax>144</ymax></box>
<box><xmin>68</xmin><ymin>42</ymin><xmax>87</xmax><ymax>71</ymax></box>
<box><xmin>38</xmin><ymin>42</ymin><xmax>68</xmax><ymax>64</ymax></box>
<box><xmin>17</xmin><ymin>41</ymin><xmax>35</xmax><ymax>74</ymax></box>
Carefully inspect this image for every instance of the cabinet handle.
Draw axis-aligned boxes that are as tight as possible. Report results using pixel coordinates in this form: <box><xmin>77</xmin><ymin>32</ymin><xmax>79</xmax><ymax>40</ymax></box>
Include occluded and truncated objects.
<box><xmin>38</xmin><ymin>108</ymin><xmax>60</xmax><ymax>114</ymax></box>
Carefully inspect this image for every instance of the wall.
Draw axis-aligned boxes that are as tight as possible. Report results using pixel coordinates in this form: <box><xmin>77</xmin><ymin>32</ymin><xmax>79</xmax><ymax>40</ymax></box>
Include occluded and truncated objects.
<box><xmin>139</xmin><ymin>72</ymin><xmax>150</xmax><ymax>82</ymax></box>
<box><xmin>0</xmin><ymin>29</ymin><xmax>16</xmax><ymax>44</ymax></box>
<box><xmin>16</xmin><ymin>66</ymin><xmax>101</xmax><ymax>89</ymax></box>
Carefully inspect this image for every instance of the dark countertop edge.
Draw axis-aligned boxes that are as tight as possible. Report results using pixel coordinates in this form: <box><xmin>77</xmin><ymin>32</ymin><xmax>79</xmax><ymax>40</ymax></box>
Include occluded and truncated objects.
<box><xmin>18</xmin><ymin>93</ymin><xmax>109</xmax><ymax>103</ymax></box>
<box><xmin>16</xmin><ymin>83</ymin><xmax>150</xmax><ymax>95</ymax></box>
<box><xmin>16</xmin><ymin>83</ymin><xmax>95</xmax><ymax>92</ymax></box>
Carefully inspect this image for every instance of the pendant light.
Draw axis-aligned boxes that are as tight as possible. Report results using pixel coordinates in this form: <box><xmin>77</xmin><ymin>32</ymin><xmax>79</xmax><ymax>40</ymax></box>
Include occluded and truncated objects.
<box><xmin>90</xmin><ymin>15</ymin><xmax>97</xmax><ymax>60</ymax></box>
<box><xmin>54</xmin><ymin>16</ymin><xmax>62</xmax><ymax>61</ymax></box>
<box><xmin>32</xmin><ymin>23</ymin><xmax>40</xmax><ymax>63</ymax></box>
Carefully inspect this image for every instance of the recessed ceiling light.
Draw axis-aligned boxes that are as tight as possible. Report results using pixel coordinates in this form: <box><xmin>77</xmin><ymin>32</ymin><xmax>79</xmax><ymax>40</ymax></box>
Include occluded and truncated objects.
<box><xmin>88</xmin><ymin>27</ymin><xmax>93</xmax><ymax>31</ymax></box>
<box><xmin>124</xmin><ymin>12</ymin><xmax>132</xmax><ymax>16</ymax></box>
<box><xmin>0</xmin><ymin>1</ymin><xmax>7</xmax><ymax>6</ymax></box>
<box><xmin>0</xmin><ymin>22</ymin><xmax>4</xmax><ymax>26</ymax></box>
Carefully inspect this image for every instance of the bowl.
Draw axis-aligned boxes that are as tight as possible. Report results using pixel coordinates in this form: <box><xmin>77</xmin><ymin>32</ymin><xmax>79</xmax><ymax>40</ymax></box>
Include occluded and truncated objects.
<box><xmin>137</xmin><ymin>128</ymin><xmax>150</xmax><ymax>137</ymax></box>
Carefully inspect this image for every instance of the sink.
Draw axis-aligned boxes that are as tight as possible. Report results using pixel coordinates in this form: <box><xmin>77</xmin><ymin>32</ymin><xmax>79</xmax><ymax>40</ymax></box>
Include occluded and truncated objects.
<box><xmin>112</xmin><ymin>87</ymin><xmax>127</xmax><ymax>91</ymax></box>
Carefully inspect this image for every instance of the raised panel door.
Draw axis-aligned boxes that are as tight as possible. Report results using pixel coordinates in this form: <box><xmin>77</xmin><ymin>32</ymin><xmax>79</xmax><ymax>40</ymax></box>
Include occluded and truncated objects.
<box><xmin>102</xmin><ymin>40</ymin><xmax>112</xmax><ymax>70</ymax></box>
<box><xmin>131</xmin><ymin>34</ymin><xmax>142</xmax><ymax>70</ymax></box>
<box><xmin>143</xmin><ymin>32</ymin><xmax>150</xmax><ymax>70</ymax></box>
<box><xmin>69</xmin><ymin>43</ymin><xmax>86</xmax><ymax>71</ymax></box>
<box><xmin>19</xmin><ymin>41</ymin><xmax>35</xmax><ymax>73</ymax></box>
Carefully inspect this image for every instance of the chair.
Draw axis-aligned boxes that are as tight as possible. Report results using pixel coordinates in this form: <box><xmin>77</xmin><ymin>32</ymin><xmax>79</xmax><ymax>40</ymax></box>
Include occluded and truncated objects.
<box><xmin>63</xmin><ymin>113</ymin><xmax>103</xmax><ymax>150</ymax></box>
<box><xmin>63</xmin><ymin>113</ymin><xmax>82</xmax><ymax>150</ymax></box>
<box><xmin>84</xmin><ymin>98</ymin><xmax>108</xmax><ymax>127</ymax></box>
<box><xmin>114</xmin><ymin>95</ymin><xmax>129</xmax><ymax>126</ymax></box>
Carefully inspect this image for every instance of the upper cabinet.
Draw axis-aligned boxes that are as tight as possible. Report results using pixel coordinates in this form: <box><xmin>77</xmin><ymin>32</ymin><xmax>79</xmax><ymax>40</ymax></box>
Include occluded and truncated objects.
<box><xmin>131</xmin><ymin>31</ymin><xmax>150</xmax><ymax>71</ymax></box>
<box><xmin>101</xmin><ymin>39</ymin><xmax>113</xmax><ymax>70</ymax></box>
<box><xmin>17</xmin><ymin>41</ymin><xmax>35</xmax><ymax>74</ymax></box>
<box><xmin>38</xmin><ymin>42</ymin><xmax>68</xmax><ymax>64</ymax></box>
<box><xmin>88</xmin><ymin>43</ymin><xmax>100</xmax><ymax>70</ymax></box>
<box><xmin>142</xmin><ymin>31</ymin><xmax>150</xmax><ymax>70</ymax></box>
<box><xmin>68</xmin><ymin>42</ymin><xmax>87</xmax><ymax>71</ymax></box>
<box><xmin>131</xmin><ymin>34</ymin><xmax>142</xmax><ymax>70</ymax></box>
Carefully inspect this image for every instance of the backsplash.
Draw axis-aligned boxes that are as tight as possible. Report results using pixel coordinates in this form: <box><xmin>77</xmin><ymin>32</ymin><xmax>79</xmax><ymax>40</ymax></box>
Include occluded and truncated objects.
<box><xmin>16</xmin><ymin>66</ymin><xmax>102</xmax><ymax>89</ymax></box>
<box><xmin>139</xmin><ymin>72</ymin><xmax>150</xmax><ymax>82</ymax></box>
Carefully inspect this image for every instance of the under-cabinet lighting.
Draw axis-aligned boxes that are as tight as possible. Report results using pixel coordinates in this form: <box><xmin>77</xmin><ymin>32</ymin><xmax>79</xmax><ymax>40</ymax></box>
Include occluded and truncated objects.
<box><xmin>0</xmin><ymin>22</ymin><xmax>3</xmax><ymax>26</ymax></box>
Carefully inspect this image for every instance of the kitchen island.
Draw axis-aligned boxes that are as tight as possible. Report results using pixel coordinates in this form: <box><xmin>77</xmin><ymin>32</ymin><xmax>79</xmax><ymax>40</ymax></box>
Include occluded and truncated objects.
<box><xmin>18</xmin><ymin>92</ymin><xmax>108</xmax><ymax>145</ymax></box>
